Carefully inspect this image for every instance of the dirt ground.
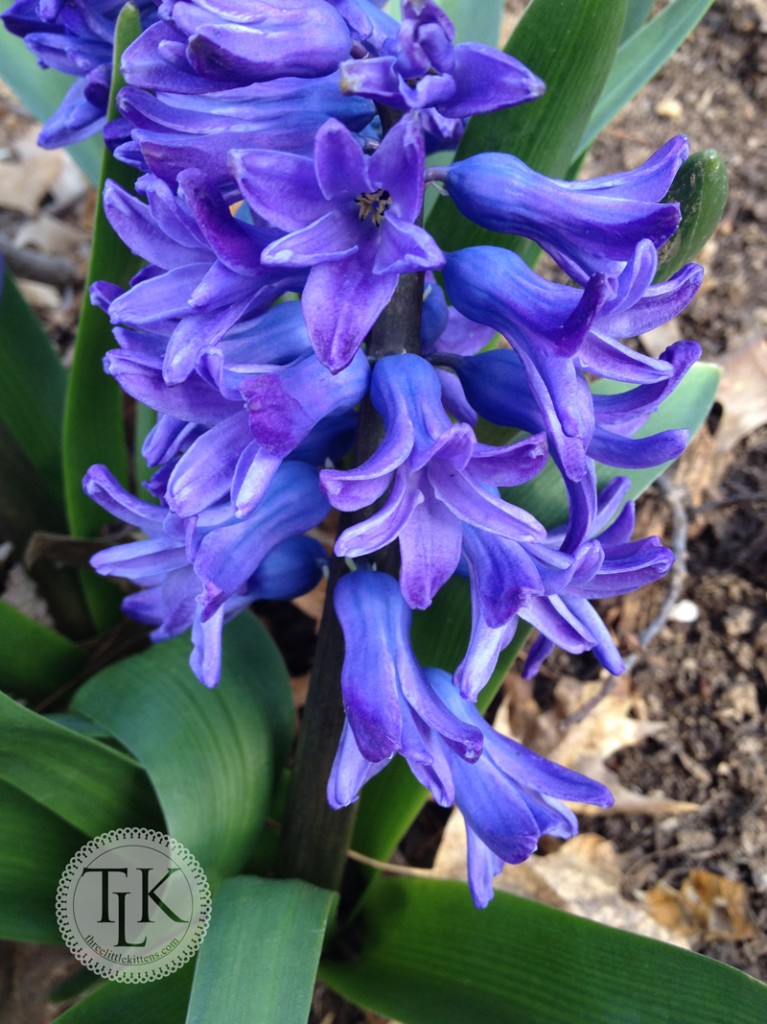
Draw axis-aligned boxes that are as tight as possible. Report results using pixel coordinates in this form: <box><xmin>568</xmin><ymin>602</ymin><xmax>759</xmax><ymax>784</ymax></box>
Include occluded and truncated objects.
<box><xmin>0</xmin><ymin>1</ymin><xmax>765</xmax><ymax>1020</ymax></box>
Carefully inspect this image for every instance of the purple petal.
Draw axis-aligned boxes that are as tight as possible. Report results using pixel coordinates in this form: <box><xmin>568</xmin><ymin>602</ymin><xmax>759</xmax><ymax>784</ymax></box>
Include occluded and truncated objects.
<box><xmin>440</xmin><ymin>43</ymin><xmax>545</xmax><ymax>118</ymax></box>
<box><xmin>233</xmin><ymin>148</ymin><xmax>327</xmax><ymax>232</ymax></box>
<box><xmin>373</xmin><ymin>217</ymin><xmax>444</xmax><ymax>274</ymax></box>
<box><xmin>398</xmin><ymin>487</ymin><xmax>463</xmax><ymax>609</ymax></box>
<box><xmin>369</xmin><ymin>113</ymin><xmax>424</xmax><ymax>221</ymax></box>
<box><xmin>314</xmin><ymin>117</ymin><xmax>369</xmax><ymax>200</ymax></box>
<box><xmin>302</xmin><ymin>253</ymin><xmax>397</xmax><ymax>371</ymax></box>
<box><xmin>261</xmin><ymin>210</ymin><xmax>359</xmax><ymax>268</ymax></box>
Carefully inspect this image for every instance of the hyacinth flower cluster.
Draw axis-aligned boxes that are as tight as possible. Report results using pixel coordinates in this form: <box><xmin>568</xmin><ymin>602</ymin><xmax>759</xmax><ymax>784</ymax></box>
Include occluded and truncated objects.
<box><xmin>9</xmin><ymin>0</ymin><xmax>708</xmax><ymax>906</ymax></box>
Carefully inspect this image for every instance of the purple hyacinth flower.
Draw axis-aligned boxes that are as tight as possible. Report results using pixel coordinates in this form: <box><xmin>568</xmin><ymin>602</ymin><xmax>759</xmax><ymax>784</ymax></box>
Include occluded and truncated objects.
<box><xmin>442</xmin><ymin>243</ymin><xmax>701</xmax><ymax>482</ymax></box>
<box><xmin>454</xmin><ymin>477</ymin><xmax>674</xmax><ymax>689</ymax></box>
<box><xmin>437</xmin><ymin>136</ymin><xmax>688</xmax><ymax>279</ymax></box>
<box><xmin>164</xmin><ymin>348</ymin><xmax>370</xmax><ymax>518</ymax></box>
<box><xmin>321</xmin><ymin>354</ymin><xmax>548</xmax><ymax>609</ymax></box>
<box><xmin>233</xmin><ymin>114</ymin><xmax>444</xmax><ymax>371</ymax></box>
<box><xmin>100</xmin><ymin>170</ymin><xmax>305</xmax><ymax>383</ymax></box>
<box><xmin>522</xmin><ymin>485</ymin><xmax>675</xmax><ymax>678</ymax></box>
<box><xmin>332</xmin><ymin>569</ymin><xmax>483</xmax><ymax>765</ymax></box>
<box><xmin>111</xmin><ymin>72</ymin><xmax>375</xmax><ymax>195</ymax></box>
<box><xmin>83</xmin><ymin>462</ymin><xmax>328</xmax><ymax>686</ymax></box>
<box><xmin>340</xmin><ymin>0</ymin><xmax>544</xmax><ymax>124</ymax></box>
<box><xmin>329</xmin><ymin>659</ymin><xmax>613</xmax><ymax>907</ymax></box>
<box><xmin>122</xmin><ymin>0</ymin><xmax>352</xmax><ymax>93</ymax></box>
<box><xmin>2</xmin><ymin>0</ymin><xmax>158</xmax><ymax>147</ymax></box>
<box><xmin>443</xmin><ymin>245</ymin><xmax>608</xmax><ymax>482</ymax></box>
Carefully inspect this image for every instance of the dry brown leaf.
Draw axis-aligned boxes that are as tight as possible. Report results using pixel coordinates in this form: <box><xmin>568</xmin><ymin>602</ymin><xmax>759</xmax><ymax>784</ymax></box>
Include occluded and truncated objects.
<box><xmin>434</xmin><ymin>816</ymin><xmax>690</xmax><ymax>947</ymax></box>
<box><xmin>16</xmin><ymin>278</ymin><xmax>63</xmax><ymax>311</ymax></box>
<box><xmin>14</xmin><ymin>213</ymin><xmax>89</xmax><ymax>256</ymax></box>
<box><xmin>0</xmin><ymin>126</ymin><xmax>65</xmax><ymax>216</ymax></box>
<box><xmin>547</xmin><ymin>692</ymin><xmax>700</xmax><ymax>817</ymax></box>
<box><xmin>645</xmin><ymin>869</ymin><xmax>756</xmax><ymax>942</ymax></box>
<box><xmin>502</xmin><ymin>679</ymin><xmax>701</xmax><ymax>817</ymax></box>
<box><xmin>2</xmin><ymin>563</ymin><xmax>54</xmax><ymax>627</ymax></box>
<box><xmin>714</xmin><ymin>335</ymin><xmax>767</xmax><ymax>452</ymax></box>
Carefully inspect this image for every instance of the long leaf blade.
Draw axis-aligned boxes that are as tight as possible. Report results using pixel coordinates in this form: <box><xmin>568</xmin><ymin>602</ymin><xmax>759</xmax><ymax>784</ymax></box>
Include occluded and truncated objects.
<box><xmin>60</xmin><ymin>3</ymin><xmax>143</xmax><ymax>629</ymax></box>
<box><xmin>71</xmin><ymin>612</ymin><xmax>294</xmax><ymax>883</ymax></box>
<box><xmin>438</xmin><ymin>0</ymin><xmax>503</xmax><ymax>46</ymax></box>
<box><xmin>579</xmin><ymin>0</ymin><xmax>716</xmax><ymax>155</ymax></box>
<box><xmin>0</xmin><ymin>599</ymin><xmax>86</xmax><ymax>698</ymax></box>
<box><xmin>0</xmin><ymin>780</ymin><xmax>85</xmax><ymax>942</ymax></box>
<box><xmin>322</xmin><ymin>876</ymin><xmax>767</xmax><ymax>1024</ymax></box>
<box><xmin>0</xmin><ymin>690</ymin><xmax>159</xmax><ymax>837</ymax></box>
<box><xmin>186</xmin><ymin>876</ymin><xmax>336</xmax><ymax>1024</ymax></box>
<box><xmin>55</xmin><ymin>961</ymin><xmax>195</xmax><ymax>1024</ymax></box>
<box><xmin>0</xmin><ymin>267</ymin><xmax>66</xmax><ymax>500</ymax></box>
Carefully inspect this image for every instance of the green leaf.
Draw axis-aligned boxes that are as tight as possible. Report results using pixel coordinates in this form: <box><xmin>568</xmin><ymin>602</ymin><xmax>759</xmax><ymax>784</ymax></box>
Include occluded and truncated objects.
<box><xmin>505</xmin><ymin>362</ymin><xmax>721</xmax><ymax>530</ymax></box>
<box><xmin>45</xmin><ymin>711</ymin><xmax>111</xmax><ymax>738</ymax></box>
<box><xmin>656</xmin><ymin>150</ymin><xmax>729</xmax><ymax>282</ymax></box>
<box><xmin>0</xmin><ymin>780</ymin><xmax>85</xmax><ymax>942</ymax></box>
<box><xmin>0</xmin><ymin>690</ymin><xmax>160</xmax><ymax>836</ymax></box>
<box><xmin>579</xmin><ymin>0</ymin><xmax>716</xmax><ymax>155</ymax></box>
<box><xmin>71</xmin><ymin>612</ymin><xmax>294</xmax><ymax>884</ymax></box>
<box><xmin>186</xmin><ymin>875</ymin><xmax>336</xmax><ymax>1024</ymax></box>
<box><xmin>427</xmin><ymin>0</ymin><xmax>627</xmax><ymax>257</ymax></box>
<box><xmin>61</xmin><ymin>3</ymin><xmax>144</xmax><ymax>630</ymax></box>
<box><xmin>621</xmin><ymin>0</ymin><xmax>655</xmax><ymax>42</ymax></box>
<box><xmin>438</xmin><ymin>0</ymin><xmax>503</xmax><ymax>46</ymax></box>
<box><xmin>0</xmin><ymin>268</ymin><xmax>67</xmax><ymax>501</ymax></box>
<box><xmin>0</xmin><ymin>418</ymin><xmax>66</xmax><ymax>544</ymax></box>
<box><xmin>0</xmin><ymin>599</ymin><xmax>86</xmax><ymax>698</ymax></box>
<box><xmin>0</xmin><ymin>1</ymin><xmax>102</xmax><ymax>183</ymax></box>
<box><xmin>322</xmin><ymin>876</ymin><xmax>767</xmax><ymax>1024</ymax></box>
<box><xmin>55</xmin><ymin>960</ymin><xmax>195</xmax><ymax>1024</ymax></box>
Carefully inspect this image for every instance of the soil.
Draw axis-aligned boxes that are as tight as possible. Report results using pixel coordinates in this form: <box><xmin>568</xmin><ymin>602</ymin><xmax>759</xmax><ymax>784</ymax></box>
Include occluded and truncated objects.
<box><xmin>0</xmin><ymin>0</ymin><xmax>765</xmax><ymax>1019</ymax></box>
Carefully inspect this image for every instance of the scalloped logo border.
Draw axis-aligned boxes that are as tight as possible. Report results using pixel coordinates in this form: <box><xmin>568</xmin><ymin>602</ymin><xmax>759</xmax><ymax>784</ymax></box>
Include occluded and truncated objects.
<box><xmin>56</xmin><ymin>828</ymin><xmax>212</xmax><ymax>984</ymax></box>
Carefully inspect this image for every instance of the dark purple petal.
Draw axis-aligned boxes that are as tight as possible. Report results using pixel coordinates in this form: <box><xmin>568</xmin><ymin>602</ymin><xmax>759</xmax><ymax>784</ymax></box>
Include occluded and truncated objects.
<box><xmin>302</xmin><ymin>252</ymin><xmax>397</xmax><ymax>371</ymax></box>
<box><xmin>233</xmin><ymin>148</ymin><xmax>327</xmax><ymax>232</ymax></box>
<box><xmin>398</xmin><ymin>487</ymin><xmax>463</xmax><ymax>609</ymax></box>
<box><xmin>334</xmin><ymin>571</ymin><xmax>406</xmax><ymax>761</ymax></box>
<box><xmin>166</xmin><ymin>411</ymin><xmax>252</xmax><ymax>515</ymax></box>
<box><xmin>440</xmin><ymin>43</ymin><xmax>544</xmax><ymax>118</ymax></box>
<box><xmin>314</xmin><ymin>117</ymin><xmax>369</xmax><ymax>200</ymax></box>
<box><xmin>373</xmin><ymin>217</ymin><xmax>444</xmax><ymax>275</ymax></box>
<box><xmin>334</xmin><ymin>472</ymin><xmax>423</xmax><ymax>556</ymax></box>
<box><xmin>261</xmin><ymin>210</ymin><xmax>360</xmax><ymax>268</ymax></box>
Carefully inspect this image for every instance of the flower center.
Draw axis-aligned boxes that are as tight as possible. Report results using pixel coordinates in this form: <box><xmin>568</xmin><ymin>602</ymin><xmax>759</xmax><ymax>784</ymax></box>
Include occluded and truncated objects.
<box><xmin>355</xmin><ymin>188</ymin><xmax>391</xmax><ymax>226</ymax></box>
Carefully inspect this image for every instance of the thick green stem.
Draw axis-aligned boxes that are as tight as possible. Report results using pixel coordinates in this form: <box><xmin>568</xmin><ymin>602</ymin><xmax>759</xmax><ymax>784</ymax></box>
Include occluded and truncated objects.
<box><xmin>279</xmin><ymin>271</ymin><xmax>425</xmax><ymax>892</ymax></box>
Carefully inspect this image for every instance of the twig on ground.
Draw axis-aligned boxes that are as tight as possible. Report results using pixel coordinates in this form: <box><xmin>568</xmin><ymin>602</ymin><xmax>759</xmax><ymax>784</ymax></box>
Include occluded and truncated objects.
<box><xmin>0</xmin><ymin>233</ymin><xmax>78</xmax><ymax>286</ymax></box>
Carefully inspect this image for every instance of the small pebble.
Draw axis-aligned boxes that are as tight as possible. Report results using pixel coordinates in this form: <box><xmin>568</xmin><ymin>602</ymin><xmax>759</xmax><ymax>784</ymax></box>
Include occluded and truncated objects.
<box><xmin>669</xmin><ymin>598</ymin><xmax>700</xmax><ymax>624</ymax></box>
<box><xmin>655</xmin><ymin>96</ymin><xmax>684</xmax><ymax>119</ymax></box>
